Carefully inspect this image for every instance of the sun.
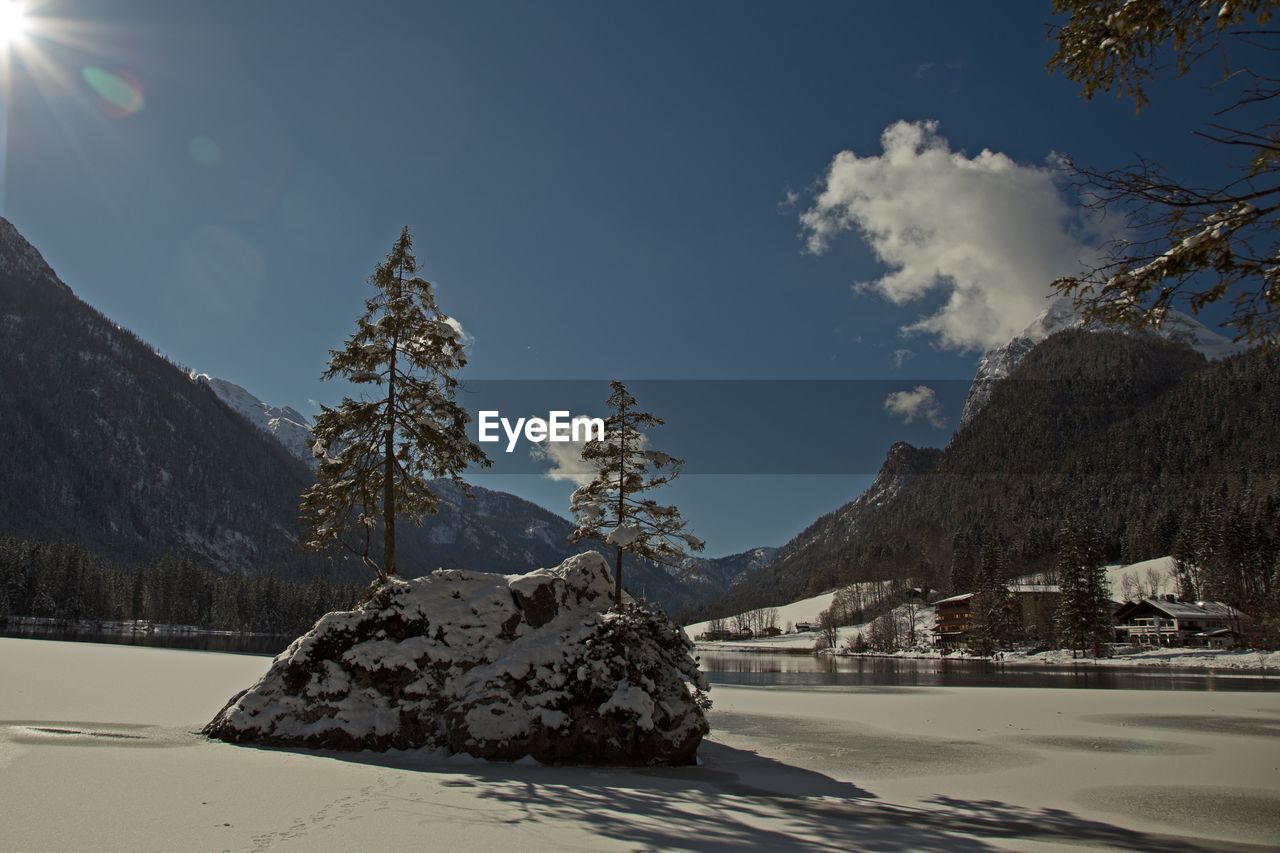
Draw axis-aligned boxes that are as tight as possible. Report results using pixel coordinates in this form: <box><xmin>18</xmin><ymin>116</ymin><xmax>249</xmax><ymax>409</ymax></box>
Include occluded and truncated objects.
<box><xmin>0</xmin><ymin>1</ymin><xmax>28</xmax><ymax>46</ymax></box>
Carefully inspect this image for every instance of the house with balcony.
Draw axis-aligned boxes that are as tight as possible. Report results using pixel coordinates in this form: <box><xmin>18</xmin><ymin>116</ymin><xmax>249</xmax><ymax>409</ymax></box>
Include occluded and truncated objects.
<box><xmin>1112</xmin><ymin>596</ymin><xmax>1246</xmax><ymax>647</ymax></box>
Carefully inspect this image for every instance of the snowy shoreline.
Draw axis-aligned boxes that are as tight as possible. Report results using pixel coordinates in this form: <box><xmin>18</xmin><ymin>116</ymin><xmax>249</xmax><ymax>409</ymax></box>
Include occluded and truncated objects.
<box><xmin>696</xmin><ymin>642</ymin><xmax>1280</xmax><ymax>672</ymax></box>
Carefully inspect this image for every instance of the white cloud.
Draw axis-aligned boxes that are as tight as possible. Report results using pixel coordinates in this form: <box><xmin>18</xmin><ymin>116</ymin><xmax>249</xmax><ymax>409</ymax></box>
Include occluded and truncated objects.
<box><xmin>891</xmin><ymin>348</ymin><xmax>914</xmax><ymax>368</ymax></box>
<box><xmin>914</xmin><ymin>61</ymin><xmax>936</xmax><ymax>79</ymax></box>
<box><xmin>884</xmin><ymin>385</ymin><xmax>947</xmax><ymax>429</ymax></box>
<box><xmin>800</xmin><ymin>120</ymin><xmax>1103</xmax><ymax>352</ymax></box>
<box><xmin>530</xmin><ymin>439</ymin><xmax>595</xmax><ymax>486</ymax></box>
<box><xmin>529</xmin><ymin>415</ymin><xmax>624</xmax><ymax>486</ymax></box>
<box><xmin>443</xmin><ymin>315</ymin><xmax>473</xmax><ymax>347</ymax></box>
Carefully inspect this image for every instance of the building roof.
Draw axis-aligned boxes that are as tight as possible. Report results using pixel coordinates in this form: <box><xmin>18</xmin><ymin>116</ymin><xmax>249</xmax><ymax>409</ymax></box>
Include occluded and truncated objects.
<box><xmin>1117</xmin><ymin>597</ymin><xmax>1246</xmax><ymax>621</ymax></box>
<box><xmin>933</xmin><ymin>584</ymin><xmax>1060</xmax><ymax>607</ymax></box>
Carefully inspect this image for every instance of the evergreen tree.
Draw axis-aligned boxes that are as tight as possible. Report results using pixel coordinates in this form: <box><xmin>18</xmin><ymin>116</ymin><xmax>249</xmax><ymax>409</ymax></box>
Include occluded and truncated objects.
<box><xmin>300</xmin><ymin>228</ymin><xmax>490</xmax><ymax>580</ymax></box>
<box><xmin>568</xmin><ymin>381</ymin><xmax>703</xmax><ymax>606</ymax></box>
<box><xmin>969</xmin><ymin>539</ymin><xmax>1019</xmax><ymax>655</ymax></box>
<box><xmin>949</xmin><ymin>528</ymin><xmax>979</xmax><ymax>593</ymax></box>
<box><xmin>1054</xmin><ymin>516</ymin><xmax>1112</xmax><ymax>658</ymax></box>
<box><xmin>1047</xmin><ymin>0</ymin><xmax>1280</xmax><ymax>347</ymax></box>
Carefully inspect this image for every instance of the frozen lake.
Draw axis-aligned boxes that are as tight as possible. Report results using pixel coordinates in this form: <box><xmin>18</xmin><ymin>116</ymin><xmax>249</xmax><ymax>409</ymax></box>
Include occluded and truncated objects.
<box><xmin>2</xmin><ymin>637</ymin><xmax>1278</xmax><ymax>850</ymax></box>
<box><xmin>699</xmin><ymin>650</ymin><xmax>1280</xmax><ymax>692</ymax></box>
<box><xmin>5</xmin><ymin>626</ymin><xmax>1277</xmax><ymax>691</ymax></box>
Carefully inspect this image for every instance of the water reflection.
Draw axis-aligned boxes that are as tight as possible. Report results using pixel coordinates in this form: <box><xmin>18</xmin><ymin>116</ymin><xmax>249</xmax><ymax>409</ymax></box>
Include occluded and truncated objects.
<box><xmin>1</xmin><ymin>624</ymin><xmax>288</xmax><ymax>656</ymax></box>
<box><xmin>698</xmin><ymin>651</ymin><xmax>1280</xmax><ymax>692</ymax></box>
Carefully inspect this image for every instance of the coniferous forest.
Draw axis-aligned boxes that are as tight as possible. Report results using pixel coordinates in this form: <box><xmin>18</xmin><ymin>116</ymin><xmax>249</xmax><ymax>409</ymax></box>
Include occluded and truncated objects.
<box><xmin>0</xmin><ymin>536</ymin><xmax>362</xmax><ymax>635</ymax></box>
<box><xmin>708</xmin><ymin>331</ymin><xmax>1280</xmax><ymax>635</ymax></box>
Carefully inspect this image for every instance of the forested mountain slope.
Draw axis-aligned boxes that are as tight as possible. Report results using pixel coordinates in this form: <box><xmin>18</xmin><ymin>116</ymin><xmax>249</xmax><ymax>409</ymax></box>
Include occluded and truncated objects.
<box><xmin>0</xmin><ymin>218</ymin><xmax>702</xmax><ymax>612</ymax></box>
<box><xmin>720</xmin><ymin>331</ymin><xmax>1277</xmax><ymax>615</ymax></box>
<box><xmin>0</xmin><ymin>218</ymin><xmax>320</xmax><ymax>576</ymax></box>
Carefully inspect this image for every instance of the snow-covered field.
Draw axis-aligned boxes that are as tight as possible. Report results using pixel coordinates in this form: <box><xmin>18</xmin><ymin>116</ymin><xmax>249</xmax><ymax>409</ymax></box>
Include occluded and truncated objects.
<box><xmin>2</xmin><ymin>637</ymin><xmax>1278</xmax><ymax>850</ymax></box>
<box><xmin>1104</xmin><ymin>555</ymin><xmax>1178</xmax><ymax>600</ymax></box>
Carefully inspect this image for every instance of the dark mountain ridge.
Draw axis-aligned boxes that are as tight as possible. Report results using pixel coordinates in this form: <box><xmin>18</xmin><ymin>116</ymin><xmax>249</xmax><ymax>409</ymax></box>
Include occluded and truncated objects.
<box><xmin>715</xmin><ymin>330</ymin><xmax>1278</xmax><ymax>616</ymax></box>
<box><xmin>0</xmin><ymin>218</ymin><xmax>702</xmax><ymax>613</ymax></box>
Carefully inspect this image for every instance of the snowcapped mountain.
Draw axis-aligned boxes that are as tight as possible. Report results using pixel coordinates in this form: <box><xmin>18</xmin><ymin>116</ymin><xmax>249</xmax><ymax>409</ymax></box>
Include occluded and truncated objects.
<box><xmin>960</xmin><ymin>298</ymin><xmax>1244</xmax><ymax>425</ymax></box>
<box><xmin>196</xmin><ymin>375</ymin><xmax>316</xmax><ymax>465</ymax></box>
<box><xmin>192</xmin><ymin>372</ymin><xmax>772</xmax><ymax>612</ymax></box>
<box><xmin>0</xmin><ymin>217</ymin><xmax>722</xmax><ymax>613</ymax></box>
<box><xmin>673</xmin><ymin>546</ymin><xmax>778</xmax><ymax>595</ymax></box>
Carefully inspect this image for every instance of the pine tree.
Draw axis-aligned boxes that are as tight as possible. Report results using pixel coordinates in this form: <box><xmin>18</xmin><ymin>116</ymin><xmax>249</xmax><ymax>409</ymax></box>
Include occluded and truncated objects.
<box><xmin>1053</xmin><ymin>516</ymin><xmax>1111</xmax><ymax>658</ymax></box>
<box><xmin>949</xmin><ymin>528</ymin><xmax>979</xmax><ymax>593</ymax></box>
<box><xmin>301</xmin><ymin>228</ymin><xmax>490</xmax><ymax>581</ymax></box>
<box><xmin>568</xmin><ymin>381</ymin><xmax>703</xmax><ymax>606</ymax></box>
<box><xmin>969</xmin><ymin>539</ymin><xmax>1019</xmax><ymax>655</ymax></box>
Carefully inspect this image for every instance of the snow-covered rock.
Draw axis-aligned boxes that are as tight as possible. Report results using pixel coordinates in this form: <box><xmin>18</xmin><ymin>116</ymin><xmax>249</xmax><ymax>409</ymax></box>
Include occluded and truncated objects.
<box><xmin>960</xmin><ymin>297</ymin><xmax>1244</xmax><ymax>425</ymax></box>
<box><xmin>203</xmin><ymin>552</ymin><xmax>709</xmax><ymax>765</ymax></box>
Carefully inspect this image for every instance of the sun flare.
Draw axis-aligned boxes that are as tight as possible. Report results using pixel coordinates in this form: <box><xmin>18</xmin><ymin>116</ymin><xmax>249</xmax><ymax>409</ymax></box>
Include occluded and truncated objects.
<box><xmin>0</xmin><ymin>1</ymin><xmax>27</xmax><ymax>45</ymax></box>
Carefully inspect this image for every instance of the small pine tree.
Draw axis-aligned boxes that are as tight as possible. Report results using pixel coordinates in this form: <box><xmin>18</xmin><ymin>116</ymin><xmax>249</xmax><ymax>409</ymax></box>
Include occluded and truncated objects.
<box><xmin>568</xmin><ymin>381</ymin><xmax>703</xmax><ymax>606</ymax></box>
<box><xmin>1053</xmin><ymin>516</ymin><xmax>1112</xmax><ymax>658</ymax></box>
<box><xmin>301</xmin><ymin>227</ymin><xmax>490</xmax><ymax>581</ymax></box>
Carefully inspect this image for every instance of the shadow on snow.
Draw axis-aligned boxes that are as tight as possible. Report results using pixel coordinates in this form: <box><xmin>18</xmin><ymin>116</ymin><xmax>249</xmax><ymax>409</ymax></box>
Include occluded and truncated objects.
<box><xmin>222</xmin><ymin>738</ymin><xmax>1259</xmax><ymax>851</ymax></box>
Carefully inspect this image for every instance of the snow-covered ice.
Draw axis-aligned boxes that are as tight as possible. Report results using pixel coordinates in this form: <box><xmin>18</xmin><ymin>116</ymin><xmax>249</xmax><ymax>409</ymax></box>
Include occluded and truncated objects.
<box><xmin>2</xmin><ymin>636</ymin><xmax>1277</xmax><ymax>850</ymax></box>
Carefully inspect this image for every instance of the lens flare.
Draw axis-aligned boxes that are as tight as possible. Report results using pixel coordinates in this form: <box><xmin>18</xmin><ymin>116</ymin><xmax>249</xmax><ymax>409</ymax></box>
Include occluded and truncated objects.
<box><xmin>81</xmin><ymin>65</ymin><xmax>144</xmax><ymax>117</ymax></box>
<box><xmin>0</xmin><ymin>1</ymin><xmax>27</xmax><ymax>45</ymax></box>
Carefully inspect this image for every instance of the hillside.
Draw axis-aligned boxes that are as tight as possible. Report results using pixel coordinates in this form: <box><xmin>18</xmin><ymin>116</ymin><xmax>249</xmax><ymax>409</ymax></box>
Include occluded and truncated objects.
<box><xmin>0</xmin><ymin>218</ymin><xmax>703</xmax><ymax>613</ymax></box>
<box><xmin>0</xmin><ymin>218</ymin><xmax>321</xmax><ymax>577</ymax></box>
<box><xmin>719</xmin><ymin>330</ymin><xmax>1278</xmax><ymax>616</ymax></box>
<box><xmin>752</xmin><ymin>442</ymin><xmax>942</xmax><ymax>600</ymax></box>
<box><xmin>961</xmin><ymin>297</ymin><xmax>1241</xmax><ymax>425</ymax></box>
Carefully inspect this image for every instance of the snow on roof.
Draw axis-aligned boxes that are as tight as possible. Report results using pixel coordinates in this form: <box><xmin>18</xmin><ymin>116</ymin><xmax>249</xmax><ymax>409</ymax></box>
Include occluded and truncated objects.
<box><xmin>933</xmin><ymin>585</ymin><xmax>1057</xmax><ymax>606</ymax></box>
<box><xmin>1125</xmin><ymin>598</ymin><xmax>1245</xmax><ymax>619</ymax></box>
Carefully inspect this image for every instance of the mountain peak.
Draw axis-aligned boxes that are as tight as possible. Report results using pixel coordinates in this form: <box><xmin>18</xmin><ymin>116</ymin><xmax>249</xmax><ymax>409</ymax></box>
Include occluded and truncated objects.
<box><xmin>195</xmin><ymin>374</ymin><xmax>316</xmax><ymax>466</ymax></box>
<box><xmin>0</xmin><ymin>217</ymin><xmax>64</xmax><ymax>292</ymax></box>
<box><xmin>960</xmin><ymin>297</ymin><xmax>1244</xmax><ymax>425</ymax></box>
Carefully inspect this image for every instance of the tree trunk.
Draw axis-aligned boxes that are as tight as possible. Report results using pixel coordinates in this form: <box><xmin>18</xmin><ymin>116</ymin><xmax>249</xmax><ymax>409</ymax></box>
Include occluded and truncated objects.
<box><xmin>383</xmin><ymin>272</ymin><xmax>400</xmax><ymax>579</ymax></box>
<box><xmin>614</xmin><ymin>396</ymin><xmax>626</xmax><ymax>607</ymax></box>
<box><xmin>614</xmin><ymin>545</ymin><xmax>623</xmax><ymax>608</ymax></box>
<box><xmin>383</xmin><ymin>413</ymin><xmax>395</xmax><ymax>578</ymax></box>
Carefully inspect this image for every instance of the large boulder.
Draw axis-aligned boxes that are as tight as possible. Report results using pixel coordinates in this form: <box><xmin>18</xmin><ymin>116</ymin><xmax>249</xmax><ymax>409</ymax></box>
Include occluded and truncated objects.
<box><xmin>203</xmin><ymin>552</ymin><xmax>709</xmax><ymax>765</ymax></box>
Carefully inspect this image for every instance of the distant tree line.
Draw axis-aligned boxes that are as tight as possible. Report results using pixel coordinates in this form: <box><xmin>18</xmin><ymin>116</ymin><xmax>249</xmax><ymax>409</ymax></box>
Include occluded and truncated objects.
<box><xmin>0</xmin><ymin>537</ymin><xmax>362</xmax><ymax>635</ymax></box>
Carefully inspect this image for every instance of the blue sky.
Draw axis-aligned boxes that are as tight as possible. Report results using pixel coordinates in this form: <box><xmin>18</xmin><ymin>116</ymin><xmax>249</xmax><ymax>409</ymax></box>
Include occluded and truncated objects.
<box><xmin>1</xmin><ymin>1</ymin><xmax>1240</xmax><ymax>556</ymax></box>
